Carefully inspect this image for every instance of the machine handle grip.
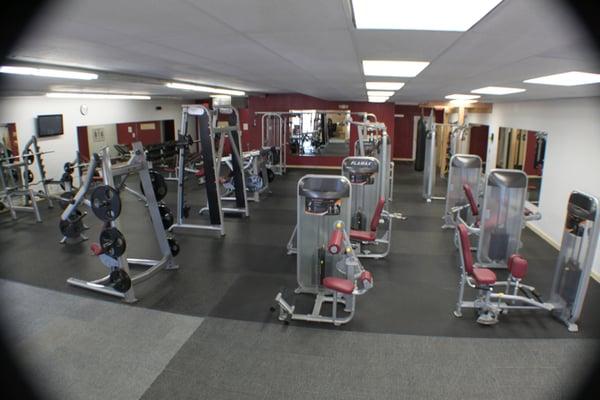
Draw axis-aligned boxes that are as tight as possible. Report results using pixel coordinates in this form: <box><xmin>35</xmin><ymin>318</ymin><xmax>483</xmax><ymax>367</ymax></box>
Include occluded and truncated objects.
<box><xmin>328</xmin><ymin>228</ymin><xmax>344</xmax><ymax>255</ymax></box>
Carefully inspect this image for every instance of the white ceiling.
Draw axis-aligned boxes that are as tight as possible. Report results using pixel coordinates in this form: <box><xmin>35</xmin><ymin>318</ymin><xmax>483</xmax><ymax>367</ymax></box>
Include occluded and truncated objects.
<box><xmin>1</xmin><ymin>0</ymin><xmax>599</xmax><ymax>103</ymax></box>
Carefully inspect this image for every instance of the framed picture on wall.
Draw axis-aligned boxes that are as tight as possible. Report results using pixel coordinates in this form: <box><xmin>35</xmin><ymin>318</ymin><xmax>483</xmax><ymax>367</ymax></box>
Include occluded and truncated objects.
<box><xmin>92</xmin><ymin>128</ymin><xmax>105</xmax><ymax>142</ymax></box>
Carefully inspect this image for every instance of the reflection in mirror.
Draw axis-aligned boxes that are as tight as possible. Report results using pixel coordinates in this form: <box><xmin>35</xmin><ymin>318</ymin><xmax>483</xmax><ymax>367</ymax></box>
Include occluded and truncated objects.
<box><xmin>288</xmin><ymin>110</ymin><xmax>350</xmax><ymax>156</ymax></box>
<box><xmin>496</xmin><ymin>127</ymin><xmax>547</xmax><ymax>205</ymax></box>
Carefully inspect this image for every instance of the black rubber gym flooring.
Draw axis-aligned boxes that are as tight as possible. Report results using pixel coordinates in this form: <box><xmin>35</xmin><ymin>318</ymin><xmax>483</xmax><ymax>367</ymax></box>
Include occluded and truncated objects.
<box><xmin>1</xmin><ymin>163</ymin><xmax>599</xmax><ymax>338</ymax></box>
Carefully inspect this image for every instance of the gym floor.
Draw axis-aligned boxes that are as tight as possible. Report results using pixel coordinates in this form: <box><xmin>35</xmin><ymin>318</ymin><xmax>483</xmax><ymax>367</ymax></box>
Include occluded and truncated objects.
<box><xmin>1</xmin><ymin>163</ymin><xmax>599</xmax><ymax>400</ymax></box>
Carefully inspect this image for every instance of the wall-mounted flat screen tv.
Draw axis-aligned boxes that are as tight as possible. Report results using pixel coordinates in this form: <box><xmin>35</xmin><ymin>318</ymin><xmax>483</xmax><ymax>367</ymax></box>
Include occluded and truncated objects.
<box><xmin>37</xmin><ymin>114</ymin><xmax>64</xmax><ymax>137</ymax></box>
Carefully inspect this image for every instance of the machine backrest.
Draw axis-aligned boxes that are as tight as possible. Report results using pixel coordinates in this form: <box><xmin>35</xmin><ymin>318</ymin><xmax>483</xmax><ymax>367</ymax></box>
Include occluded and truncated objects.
<box><xmin>457</xmin><ymin>224</ymin><xmax>474</xmax><ymax>274</ymax></box>
<box><xmin>463</xmin><ymin>184</ymin><xmax>479</xmax><ymax>217</ymax></box>
<box><xmin>370</xmin><ymin>197</ymin><xmax>386</xmax><ymax>232</ymax></box>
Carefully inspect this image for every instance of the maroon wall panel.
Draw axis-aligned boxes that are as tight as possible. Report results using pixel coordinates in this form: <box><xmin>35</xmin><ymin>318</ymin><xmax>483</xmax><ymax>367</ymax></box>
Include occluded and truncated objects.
<box><xmin>469</xmin><ymin>125</ymin><xmax>488</xmax><ymax>162</ymax></box>
<box><xmin>523</xmin><ymin>130</ymin><xmax>541</xmax><ymax>176</ymax></box>
<box><xmin>76</xmin><ymin>126</ymin><xmax>90</xmax><ymax>160</ymax></box>
<box><xmin>393</xmin><ymin>105</ymin><xmax>443</xmax><ymax>159</ymax></box>
<box><xmin>136</xmin><ymin>121</ymin><xmax>161</xmax><ymax>145</ymax></box>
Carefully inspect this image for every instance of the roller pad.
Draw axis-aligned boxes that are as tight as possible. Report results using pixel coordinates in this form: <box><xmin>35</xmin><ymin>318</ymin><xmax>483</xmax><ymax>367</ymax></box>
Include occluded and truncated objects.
<box><xmin>508</xmin><ymin>254</ymin><xmax>528</xmax><ymax>279</ymax></box>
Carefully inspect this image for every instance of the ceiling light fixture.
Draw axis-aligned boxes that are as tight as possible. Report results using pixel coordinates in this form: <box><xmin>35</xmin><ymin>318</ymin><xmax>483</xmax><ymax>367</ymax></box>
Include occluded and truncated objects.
<box><xmin>367</xmin><ymin>96</ymin><xmax>389</xmax><ymax>103</ymax></box>
<box><xmin>166</xmin><ymin>82</ymin><xmax>245</xmax><ymax>96</ymax></box>
<box><xmin>367</xmin><ymin>90</ymin><xmax>395</xmax><ymax>97</ymax></box>
<box><xmin>0</xmin><ymin>65</ymin><xmax>98</xmax><ymax>80</ymax></box>
<box><xmin>351</xmin><ymin>0</ymin><xmax>503</xmax><ymax>31</ymax></box>
<box><xmin>46</xmin><ymin>92</ymin><xmax>150</xmax><ymax>100</ymax></box>
<box><xmin>471</xmin><ymin>86</ymin><xmax>526</xmax><ymax>95</ymax></box>
<box><xmin>445</xmin><ymin>94</ymin><xmax>481</xmax><ymax>100</ymax></box>
<box><xmin>523</xmin><ymin>71</ymin><xmax>600</xmax><ymax>86</ymax></box>
<box><xmin>365</xmin><ymin>82</ymin><xmax>405</xmax><ymax>90</ymax></box>
<box><xmin>363</xmin><ymin>60</ymin><xmax>430</xmax><ymax>77</ymax></box>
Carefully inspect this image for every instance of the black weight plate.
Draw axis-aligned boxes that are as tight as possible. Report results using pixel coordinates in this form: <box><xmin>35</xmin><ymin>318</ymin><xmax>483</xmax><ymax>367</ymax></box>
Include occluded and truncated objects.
<box><xmin>25</xmin><ymin>170</ymin><xmax>34</xmax><ymax>183</ymax></box>
<box><xmin>168</xmin><ymin>238</ymin><xmax>180</xmax><ymax>257</ymax></box>
<box><xmin>99</xmin><ymin>227</ymin><xmax>127</xmax><ymax>258</ymax></box>
<box><xmin>59</xmin><ymin>191</ymin><xmax>75</xmax><ymax>209</ymax></box>
<box><xmin>110</xmin><ymin>269</ymin><xmax>131</xmax><ymax>293</ymax></box>
<box><xmin>140</xmin><ymin>170</ymin><xmax>168</xmax><ymax>201</ymax></box>
<box><xmin>90</xmin><ymin>185</ymin><xmax>121</xmax><ymax>221</ymax></box>
<box><xmin>266</xmin><ymin>168</ymin><xmax>275</xmax><ymax>183</ymax></box>
<box><xmin>158</xmin><ymin>204</ymin><xmax>174</xmax><ymax>230</ymax></box>
<box><xmin>25</xmin><ymin>149</ymin><xmax>34</xmax><ymax>165</ymax></box>
<box><xmin>63</xmin><ymin>162</ymin><xmax>74</xmax><ymax>173</ymax></box>
<box><xmin>59</xmin><ymin>210</ymin><xmax>84</xmax><ymax>238</ymax></box>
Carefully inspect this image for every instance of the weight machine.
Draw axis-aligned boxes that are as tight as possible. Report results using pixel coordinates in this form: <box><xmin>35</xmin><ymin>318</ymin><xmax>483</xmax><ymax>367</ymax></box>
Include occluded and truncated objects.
<box><xmin>441</xmin><ymin>154</ymin><xmax>483</xmax><ymax>229</ymax></box>
<box><xmin>273</xmin><ymin>175</ymin><xmax>373</xmax><ymax>326</ymax></box>
<box><xmin>64</xmin><ymin>142</ymin><xmax>179</xmax><ymax>302</ymax></box>
<box><xmin>453</xmin><ymin>191</ymin><xmax>599</xmax><ymax>331</ymax></box>
<box><xmin>221</xmin><ymin>149</ymin><xmax>271</xmax><ymax>202</ymax></box>
<box><xmin>342</xmin><ymin>156</ymin><xmax>392</xmax><ymax>259</ymax></box>
<box><xmin>0</xmin><ymin>135</ymin><xmax>54</xmax><ymax>222</ymax></box>
<box><xmin>257</xmin><ymin>112</ymin><xmax>286</xmax><ymax>175</ymax></box>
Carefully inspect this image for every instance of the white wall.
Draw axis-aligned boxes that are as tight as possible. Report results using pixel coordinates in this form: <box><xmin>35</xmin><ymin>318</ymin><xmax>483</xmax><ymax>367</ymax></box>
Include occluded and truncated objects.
<box><xmin>469</xmin><ymin>97</ymin><xmax>600</xmax><ymax>276</ymax></box>
<box><xmin>0</xmin><ymin>96</ymin><xmax>183</xmax><ymax>182</ymax></box>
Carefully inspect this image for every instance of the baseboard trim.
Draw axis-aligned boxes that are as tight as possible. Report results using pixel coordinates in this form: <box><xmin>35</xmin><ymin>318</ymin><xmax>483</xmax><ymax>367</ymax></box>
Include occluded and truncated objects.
<box><xmin>285</xmin><ymin>165</ymin><xmax>341</xmax><ymax>170</ymax></box>
<box><xmin>525</xmin><ymin>222</ymin><xmax>560</xmax><ymax>250</ymax></box>
<box><xmin>526</xmin><ymin>221</ymin><xmax>600</xmax><ymax>283</ymax></box>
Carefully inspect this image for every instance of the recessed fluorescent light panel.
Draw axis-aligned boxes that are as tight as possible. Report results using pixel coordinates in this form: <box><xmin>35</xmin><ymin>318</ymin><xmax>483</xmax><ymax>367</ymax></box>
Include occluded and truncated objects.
<box><xmin>166</xmin><ymin>82</ymin><xmax>245</xmax><ymax>96</ymax></box>
<box><xmin>363</xmin><ymin>60</ymin><xmax>429</xmax><ymax>77</ymax></box>
<box><xmin>445</xmin><ymin>94</ymin><xmax>481</xmax><ymax>100</ymax></box>
<box><xmin>0</xmin><ymin>65</ymin><xmax>98</xmax><ymax>80</ymax></box>
<box><xmin>523</xmin><ymin>71</ymin><xmax>600</xmax><ymax>86</ymax></box>
<box><xmin>46</xmin><ymin>92</ymin><xmax>150</xmax><ymax>100</ymax></box>
<box><xmin>367</xmin><ymin>91</ymin><xmax>394</xmax><ymax>97</ymax></box>
<box><xmin>471</xmin><ymin>86</ymin><xmax>526</xmax><ymax>95</ymax></box>
<box><xmin>352</xmin><ymin>0</ymin><xmax>503</xmax><ymax>31</ymax></box>
<box><xmin>368</xmin><ymin>96</ymin><xmax>389</xmax><ymax>103</ymax></box>
<box><xmin>365</xmin><ymin>82</ymin><xmax>405</xmax><ymax>90</ymax></box>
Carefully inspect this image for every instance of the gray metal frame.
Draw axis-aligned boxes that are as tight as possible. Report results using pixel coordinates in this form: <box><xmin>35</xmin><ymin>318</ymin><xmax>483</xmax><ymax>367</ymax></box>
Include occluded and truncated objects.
<box><xmin>257</xmin><ymin>112</ymin><xmax>286</xmax><ymax>175</ymax></box>
<box><xmin>169</xmin><ymin>104</ymin><xmax>226</xmax><ymax>236</ymax></box>
<box><xmin>442</xmin><ymin>154</ymin><xmax>483</xmax><ymax>229</ymax></box>
<box><xmin>66</xmin><ymin>142</ymin><xmax>178</xmax><ymax>303</ymax></box>
<box><xmin>549</xmin><ymin>191</ymin><xmax>600</xmax><ymax>332</ymax></box>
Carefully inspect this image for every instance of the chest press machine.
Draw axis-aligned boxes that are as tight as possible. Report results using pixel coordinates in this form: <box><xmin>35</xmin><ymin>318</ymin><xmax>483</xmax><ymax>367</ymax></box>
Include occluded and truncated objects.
<box><xmin>273</xmin><ymin>175</ymin><xmax>373</xmax><ymax>326</ymax></box>
<box><xmin>454</xmin><ymin>191</ymin><xmax>599</xmax><ymax>331</ymax></box>
<box><xmin>342</xmin><ymin>156</ymin><xmax>391</xmax><ymax>259</ymax></box>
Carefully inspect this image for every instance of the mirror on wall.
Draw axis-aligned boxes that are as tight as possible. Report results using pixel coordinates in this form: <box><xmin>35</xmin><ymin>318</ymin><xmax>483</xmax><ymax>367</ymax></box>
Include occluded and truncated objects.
<box><xmin>288</xmin><ymin>110</ymin><xmax>350</xmax><ymax>157</ymax></box>
<box><xmin>496</xmin><ymin>127</ymin><xmax>547</xmax><ymax>205</ymax></box>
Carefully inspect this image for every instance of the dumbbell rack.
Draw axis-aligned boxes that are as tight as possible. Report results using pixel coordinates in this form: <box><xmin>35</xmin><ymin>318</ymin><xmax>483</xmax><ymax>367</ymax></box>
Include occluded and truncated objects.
<box><xmin>66</xmin><ymin>142</ymin><xmax>178</xmax><ymax>303</ymax></box>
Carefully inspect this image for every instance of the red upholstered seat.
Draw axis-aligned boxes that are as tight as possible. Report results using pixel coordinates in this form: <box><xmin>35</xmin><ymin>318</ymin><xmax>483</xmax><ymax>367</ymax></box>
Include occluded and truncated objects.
<box><xmin>323</xmin><ymin>277</ymin><xmax>355</xmax><ymax>295</ymax></box>
<box><xmin>472</xmin><ymin>267</ymin><xmax>497</xmax><ymax>285</ymax></box>
<box><xmin>360</xmin><ymin>270</ymin><xmax>373</xmax><ymax>283</ymax></box>
<box><xmin>463</xmin><ymin>184</ymin><xmax>479</xmax><ymax>217</ymax></box>
<box><xmin>508</xmin><ymin>254</ymin><xmax>528</xmax><ymax>279</ymax></box>
<box><xmin>350</xmin><ymin>230</ymin><xmax>376</xmax><ymax>242</ymax></box>
<box><xmin>350</xmin><ymin>197</ymin><xmax>386</xmax><ymax>242</ymax></box>
<box><xmin>457</xmin><ymin>224</ymin><xmax>496</xmax><ymax>286</ymax></box>
<box><xmin>195</xmin><ymin>168</ymin><xmax>205</xmax><ymax>177</ymax></box>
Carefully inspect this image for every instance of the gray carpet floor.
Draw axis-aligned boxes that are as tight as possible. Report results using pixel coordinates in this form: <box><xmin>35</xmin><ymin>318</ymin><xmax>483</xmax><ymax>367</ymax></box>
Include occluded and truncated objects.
<box><xmin>1</xmin><ymin>279</ymin><xmax>597</xmax><ymax>400</ymax></box>
<box><xmin>0</xmin><ymin>279</ymin><xmax>203</xmax><ymax>400</ymax></box>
